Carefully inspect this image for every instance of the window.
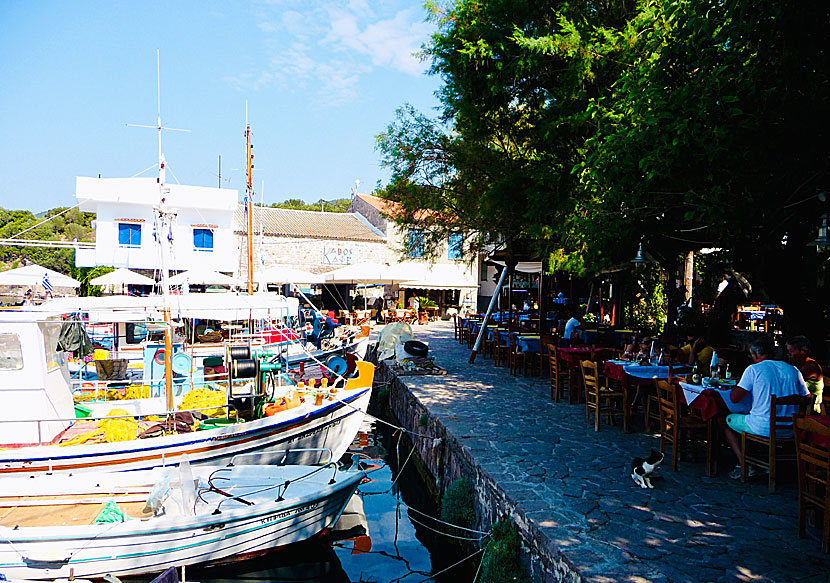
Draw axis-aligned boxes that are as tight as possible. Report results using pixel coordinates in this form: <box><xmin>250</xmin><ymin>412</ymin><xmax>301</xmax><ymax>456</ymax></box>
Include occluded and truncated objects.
<box><xmin>408</xmin><ymin>229</ymin><xmax>424</xmax><ymax>258</ymax></box>
<box><xmin>40</xmin><ymin>322</ymin><xmax>63</xmax><ymax>371</ymax></box>
<box><xmin>118</xmin><ymin>223</ymin><xmax>141</xmax><ymax>247</ymax></box>
<box><xmin>448</xmin><ymin>234</ymin><xmax>463</xmax><ymax>260</ymax></box>
<box><xmin>0</xmin><ymin>333</ymin><xmax>24</xmax><ymax>370</ymax></box>
<box><xmin>125</xmin><ymin>322</ymin><xmax>148</xmax><ymax>345</ymax></box>
<box><xmin>193</xmin><ymin>228</ymin><xmax>214</xmax><ymax>251</ymax></box>
<box><xmin>480</xmin><ymin>259</ymin><xmax>488</xmax><ymax>281</ymax></box>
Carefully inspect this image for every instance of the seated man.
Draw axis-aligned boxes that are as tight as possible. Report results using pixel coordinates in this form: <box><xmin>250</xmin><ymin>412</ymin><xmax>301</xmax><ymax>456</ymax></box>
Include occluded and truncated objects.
<box><xmin>677</xmin><ymin>328</ymin><xmax>715</xmax><ymax>375</ymax></box>
<box><xmin>561</xmin><ymin>310</ymin><xmax>582</xmax><ymax>347</ymax></box>
<box><xmin>787</xmin><ymin>335</ymin><xmax>824</xmax><ymax>413</ymax></box>
<box><xmin>723</xmin><ymin>337</ymin><xmax>810</xmax><ymax>479</ymax></box>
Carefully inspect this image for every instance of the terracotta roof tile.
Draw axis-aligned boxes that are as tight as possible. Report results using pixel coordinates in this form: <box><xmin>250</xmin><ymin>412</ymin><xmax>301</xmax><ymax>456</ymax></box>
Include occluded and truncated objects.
<box><xmin>234</xmin><ymin>205</ymin><xmax>385</xmax><ymax>242</ymax></box>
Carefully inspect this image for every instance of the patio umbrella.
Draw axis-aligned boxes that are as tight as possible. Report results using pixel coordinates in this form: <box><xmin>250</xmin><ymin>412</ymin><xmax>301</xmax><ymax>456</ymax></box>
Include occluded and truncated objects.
<box><xmin>168</xmin><ymin>269</ymin><xmax>235</xmax><ymax>286</ymax></box>
<box><xmin>90</xmin><ymin>268</ymin><xmax>155</xmax><ymax>287</ymax></box>
<box><xmin>0</xmin><ymin>264</ymin><xmax>80</xmax><ymax>288</ymax></box>
<box><xmin>254</xmin><ymin>265</ymin><xmax>325</xmax><ymax>285</ymax></box>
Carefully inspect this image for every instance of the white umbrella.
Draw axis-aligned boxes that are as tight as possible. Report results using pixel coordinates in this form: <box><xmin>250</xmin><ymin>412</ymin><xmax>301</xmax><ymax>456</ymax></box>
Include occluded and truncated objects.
<box><xmin>254</xmin><ymin>265</ymin><xmax>325</xmax><ymax>285</ymax></box>
<box><xmin>168</xmin><ymin>269</ymin><xmax>235</xmax><ymax>286</ymax></box>
<box><xmin>90</xmin><ymin>268</ymin><xmax>155</xmax><ymax>286</ymax></box>
<box><xmin>0</xmin><ymin>264</ymin><xmax>80</xmax><ymax>288</ymax></box>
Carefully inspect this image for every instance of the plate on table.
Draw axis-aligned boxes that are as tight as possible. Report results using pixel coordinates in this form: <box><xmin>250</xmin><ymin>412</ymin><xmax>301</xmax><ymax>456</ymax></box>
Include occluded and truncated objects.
<box><xmin>719</xmin><ymin>379</ymin><xmax>737</xmax><ymax>387</ymax></box>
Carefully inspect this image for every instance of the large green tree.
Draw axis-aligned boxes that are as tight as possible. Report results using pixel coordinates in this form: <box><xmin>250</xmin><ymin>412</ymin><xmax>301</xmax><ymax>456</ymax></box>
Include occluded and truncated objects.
<box><xmin>380</xmin><ymin>0</ymin><xmax>829</xmax><ymax>334</ymax></box>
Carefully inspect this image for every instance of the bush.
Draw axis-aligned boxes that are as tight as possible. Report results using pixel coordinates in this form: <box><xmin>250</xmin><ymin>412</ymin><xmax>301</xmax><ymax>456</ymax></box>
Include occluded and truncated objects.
<box><xmin>440</xmin><ymin>478</ymin><xmax>475</xmax><ymax>530</ymax></box>
<box><xmin>479</xmin><ymin>519</ymin><xmax>530</xmax><ymax>583</ymax></box>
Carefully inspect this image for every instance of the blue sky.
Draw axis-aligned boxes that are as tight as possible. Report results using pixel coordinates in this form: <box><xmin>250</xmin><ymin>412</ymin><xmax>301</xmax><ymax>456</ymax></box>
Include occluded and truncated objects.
<box><xmin>0</xmin><ymin>1</ymin><xmax>442</xmax><ymax>213</ymax></box>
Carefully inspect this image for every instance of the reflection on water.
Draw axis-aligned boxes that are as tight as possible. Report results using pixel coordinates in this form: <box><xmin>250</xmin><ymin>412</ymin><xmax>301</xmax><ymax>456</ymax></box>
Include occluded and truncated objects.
<box><xmin>186</xmin><ymin>419</ymin><xmax>475</xmax><ymax>583</ymax></box>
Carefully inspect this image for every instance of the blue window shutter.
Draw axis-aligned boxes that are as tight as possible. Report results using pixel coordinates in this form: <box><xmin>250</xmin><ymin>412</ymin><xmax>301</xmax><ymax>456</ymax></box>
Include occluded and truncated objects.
<box><xmin>194</xmin><ymin>228</ymin><xmax>214</xmax><ymax>250</ymax></box>
<box><xmin>119</xmin><ymin>223</ymin><xmax>140</xmax><ymax>246</ymax></box>
<box><xmin>448</xmin><ymin>233</ymin><xmax>462</xmax><ymax>259</ymax></box>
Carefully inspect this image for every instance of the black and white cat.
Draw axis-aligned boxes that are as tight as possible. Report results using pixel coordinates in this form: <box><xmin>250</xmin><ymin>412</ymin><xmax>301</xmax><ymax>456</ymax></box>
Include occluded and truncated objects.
<box><xmin>631</xmin><ymin>449</ymin><xmax>664</xmax><ymax>489</ymax></box>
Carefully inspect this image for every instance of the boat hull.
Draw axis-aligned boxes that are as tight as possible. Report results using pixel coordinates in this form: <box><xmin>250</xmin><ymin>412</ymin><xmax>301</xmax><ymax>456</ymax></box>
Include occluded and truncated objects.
<box><xmin>0</xmin><ymin>468</ymin><xmax>363</xmax><ymax>580</ymax></box>
<box><xmin>0</xmin><ymin>386</ymin><xmax>371</xmax><ymax>476</ymax></box>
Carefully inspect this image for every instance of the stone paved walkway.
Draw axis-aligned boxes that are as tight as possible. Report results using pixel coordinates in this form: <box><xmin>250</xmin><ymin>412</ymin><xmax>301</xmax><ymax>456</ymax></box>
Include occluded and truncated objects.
<box><xmin>391</xmin><ymin>321</ymin><xmax>830</xmax><ymax>583</ymax></box>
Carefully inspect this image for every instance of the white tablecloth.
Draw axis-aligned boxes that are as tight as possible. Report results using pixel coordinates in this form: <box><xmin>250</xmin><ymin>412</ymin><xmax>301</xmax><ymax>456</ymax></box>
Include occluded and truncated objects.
<box><xmin>606</xmin><ymin>360</ymin><xmax>691</xmax><ymax>379</ymax></box>
<box><xmin>679</xmin><ymin>382</ymin><xmax>752</xmax><ymax>414</ymax></box>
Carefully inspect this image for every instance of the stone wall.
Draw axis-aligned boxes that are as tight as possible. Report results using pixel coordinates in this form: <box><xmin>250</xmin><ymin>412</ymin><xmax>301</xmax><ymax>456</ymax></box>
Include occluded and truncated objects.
<box><xmin>378</xmin><ymin>363</ymin><xmax>582</xmax><ymax>583</ymax></box>
<box><xmin>235</xmin><ymin>234</ymin><xmax>389</xmax><ymax>277</ymax></box>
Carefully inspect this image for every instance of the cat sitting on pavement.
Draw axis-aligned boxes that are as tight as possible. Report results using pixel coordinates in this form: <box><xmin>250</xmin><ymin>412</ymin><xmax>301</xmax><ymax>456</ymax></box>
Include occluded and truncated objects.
<box><xmin>631</xmin><ymin>449</ymin><xmax>664</xmax><ymax>489</ymax></box>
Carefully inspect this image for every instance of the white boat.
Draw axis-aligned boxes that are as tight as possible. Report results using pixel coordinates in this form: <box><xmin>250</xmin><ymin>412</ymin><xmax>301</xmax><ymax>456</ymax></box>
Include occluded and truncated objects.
<box><xmin>0</xmin><ymin>312</ymin><xmax>374</xmax><ymax>476</ymax></box>
<box><xmin>0</xmin><ymin>455</ymin><xmax>365</xmax><ymax>579</ymax></box>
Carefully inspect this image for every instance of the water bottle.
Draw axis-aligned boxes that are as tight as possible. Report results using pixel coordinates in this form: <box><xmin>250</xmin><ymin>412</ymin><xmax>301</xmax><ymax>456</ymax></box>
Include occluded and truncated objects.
<box><xmin>649</xmin><ymin>340</ymin><xmax>657</xmax><ymax>365</ymax></box>
<box><xmin>710</xmin><ymin>351</ymin><xmax>719</xmax><ymax>381</ymax></box>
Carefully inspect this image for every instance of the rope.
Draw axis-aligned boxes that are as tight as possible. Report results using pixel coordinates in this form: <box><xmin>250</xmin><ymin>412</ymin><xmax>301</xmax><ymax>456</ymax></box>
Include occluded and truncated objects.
<box><xmin>423</xmin><ymin>547</ymin><xmax>485</xmax><ymax>582</ymax></box>
<box><xmin>407</xmin><ymin>513</ymin><xmax>489</xmax><ymax>541</ymax></box>
<box><xmin>406</xmin><ymin>506</ymin><xmax>490</xmax><ymax>535</ymax></box>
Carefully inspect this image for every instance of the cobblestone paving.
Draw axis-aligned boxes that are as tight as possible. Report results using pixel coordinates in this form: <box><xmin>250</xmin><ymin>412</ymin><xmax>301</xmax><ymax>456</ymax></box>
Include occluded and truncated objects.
<box><xmin>394</xmin><ymin>321</ymin><xmax>830</xmax><ymax>583</ymax></box>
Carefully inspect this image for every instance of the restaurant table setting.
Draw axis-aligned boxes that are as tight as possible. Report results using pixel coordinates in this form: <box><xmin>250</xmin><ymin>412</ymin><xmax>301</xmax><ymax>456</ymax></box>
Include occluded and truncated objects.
<box><xmin>678</xmin><ymin>378</ymin><xmax>751</xmax><ymax>421</ymax></box>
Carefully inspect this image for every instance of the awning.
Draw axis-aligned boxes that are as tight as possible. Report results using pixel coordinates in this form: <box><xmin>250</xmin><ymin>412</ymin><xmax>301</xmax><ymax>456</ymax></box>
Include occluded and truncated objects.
<box><xmin>399</xmin><ymin>264</ymin><xmax>478</xmax><ymax>290</ymax></box>
<box><xmin>485</xmin><ymin>260</ymin><xmax>542</xmax><ymax>274</ymax></box>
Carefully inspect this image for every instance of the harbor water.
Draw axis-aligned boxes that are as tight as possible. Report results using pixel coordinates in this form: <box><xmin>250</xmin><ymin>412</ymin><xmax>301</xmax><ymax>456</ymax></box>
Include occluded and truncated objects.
<box><xmin>179</xmin><ymin>418</ymin><xmax>478</xmax><ymax>583</ymax></box>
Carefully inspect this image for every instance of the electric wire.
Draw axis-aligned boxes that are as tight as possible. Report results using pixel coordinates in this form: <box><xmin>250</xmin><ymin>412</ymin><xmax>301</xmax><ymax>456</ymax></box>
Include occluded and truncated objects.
<box><xmin>6</xmin><ymin>203</ymin><xmax>81</xmax><ymax>239</ymax></box>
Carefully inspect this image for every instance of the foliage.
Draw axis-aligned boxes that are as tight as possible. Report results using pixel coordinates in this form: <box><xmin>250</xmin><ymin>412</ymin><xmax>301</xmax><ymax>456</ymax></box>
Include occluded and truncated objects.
<box><xmin>417</xmin><ymin>296</ymin><xmax>438</xmax><ymax>308</ymax></box>
<box><xmin>624</xmin><ymin>265</ymin><xmax>668</xmax><ymax>335</ymax></box>
<box><xmin>479</xmin><ymin>518</ymin><xmax>530</xmax><ymax>583</ymax></box>
<box><xmin>267</xmin><ymin>198</ymin><xmax>351</xmax><ymax>213</ymax></box>
<box><xmin>0</xmin><ymin>207</ymin><xmax>95</xmax><ymax>274</ymax></box>
<box><xmin>380</xmin><ymin>0</ymin><xmax>830</xmax><ymax>335</ymax></box>
<box><xmin>72</xmin><ymin>266</ymin><xmax>114</xmax><ymax>297</ymax></box>
<box><xmin>440</xmin><ymin>477</ymin><xmax>475</xmax><ymax>530</ymax></box>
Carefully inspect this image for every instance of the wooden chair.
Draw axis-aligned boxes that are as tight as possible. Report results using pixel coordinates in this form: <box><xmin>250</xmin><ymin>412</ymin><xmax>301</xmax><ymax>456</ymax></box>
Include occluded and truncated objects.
<box><xmin>547</xmin><ymin>344</ymin><xmax>569</xmax><ymax>402</ymax></box>
<box><xmin>581</xmin><ymin>360</ymin><xmax>627</xmax><ymax>432</ymax></box>
<box><xmin>656</xmin><ymin>380</ymin><xmax>714</xmax><ymax>474</ymax></box>
<box><xmin>507</xmin><ymin>332</ymin><xmax>522</xmax><ymax>376</ymax></box>
<box><xmin>492</xmin><ymin>329</ymin><xmax>509</xmax><ymax>368</ymax></box>
<box><xmin>741</xmin><ymin>393</ymin><xmax>813</xmax><ymax>492</ymax></box>
<box><xmin>452</xmin><ymin>315</ymin><xmax>460</xmax><ymax>341</ymax></box>
<box><xmin>793</xmin><ymin>416</ymin><xmax>830</xmax><ymax>553</ymax></box>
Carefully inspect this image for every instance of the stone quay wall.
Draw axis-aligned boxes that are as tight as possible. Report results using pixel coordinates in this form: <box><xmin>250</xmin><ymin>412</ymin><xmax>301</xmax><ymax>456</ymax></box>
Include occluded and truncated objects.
<box><xmin>378</xmin><ymin>362</ymin><xmax>580</xmax><ymax>583</ymax></box>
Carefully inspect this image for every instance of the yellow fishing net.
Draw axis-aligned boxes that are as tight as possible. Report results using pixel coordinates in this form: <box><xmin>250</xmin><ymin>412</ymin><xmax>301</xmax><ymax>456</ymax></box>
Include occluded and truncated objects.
<box><xmin>179</xmin><ymin>388</ymin><xmax>227</xmax><ymax>418</ymax></box>
<box><xmin>99</xmin><ymin>409</ymin><xmax>139</xmax><ymax>442</ymax></box>
<box><xmin>59</xmin><ymin>409</ymin><xmax>138</xmax><ymax>446</ymax></box>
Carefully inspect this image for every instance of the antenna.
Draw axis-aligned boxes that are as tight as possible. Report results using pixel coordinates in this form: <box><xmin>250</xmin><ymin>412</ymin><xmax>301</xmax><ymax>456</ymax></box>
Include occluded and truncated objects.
<box><xmin>127</xmin><ymin>50</ymin><xmax>190</xmax><ymax>187</ymax></box>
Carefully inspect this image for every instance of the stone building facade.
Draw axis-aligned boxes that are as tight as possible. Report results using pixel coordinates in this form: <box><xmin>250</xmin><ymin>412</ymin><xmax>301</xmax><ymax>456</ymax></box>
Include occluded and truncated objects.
<box><xmin>233</xmin><ymin>205</ymin><xmax>388</xmax><ymax>277</ymax></box>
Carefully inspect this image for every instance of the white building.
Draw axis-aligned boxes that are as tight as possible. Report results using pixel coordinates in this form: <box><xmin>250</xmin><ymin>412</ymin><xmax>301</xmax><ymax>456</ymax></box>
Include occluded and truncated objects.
<box><xmin>75</xmin><ymin>177</ymin><xmax>237</xmax><ymax>272</ymax></box>
<box><xmin>348</xmin><ymin>193</ymin><xmax>479</xmax><ymax>308</ymax></box>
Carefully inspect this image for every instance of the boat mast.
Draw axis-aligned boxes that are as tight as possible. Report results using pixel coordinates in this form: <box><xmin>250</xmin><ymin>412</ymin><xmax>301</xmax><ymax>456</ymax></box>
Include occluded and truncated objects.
<box><xmin>129</xmin><ymin>50</ymin><xmax>187</xmax><ymax>413</ymax></box>
<box><xmin>245</xmin><ymin>119</ymin><xmax>254</xmax><ymax>296</ymax></box>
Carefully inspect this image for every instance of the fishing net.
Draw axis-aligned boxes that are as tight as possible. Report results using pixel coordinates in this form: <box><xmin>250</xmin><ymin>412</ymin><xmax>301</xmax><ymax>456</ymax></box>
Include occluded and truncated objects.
<box><xmin>179</xmin><ymin>388</ymin><xmax>227</xmax><ymax>418</ymax></box>
<box><xmin>99</xmin><ymin>409</ymin><xmax>139</xmax><ymax>442</ymax></box>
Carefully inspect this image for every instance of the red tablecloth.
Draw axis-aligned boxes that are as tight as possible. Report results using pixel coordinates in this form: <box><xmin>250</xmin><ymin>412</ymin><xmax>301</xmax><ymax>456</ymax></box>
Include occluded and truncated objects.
<box><xmin>682</xmin><ymin>388</ymin><xmax>725</xmax><ymax>421</ymax></box>
<box><xmin>805</xmin><ymin>415</ymin><xmax>830</xmax><ymax>449</ymax></box>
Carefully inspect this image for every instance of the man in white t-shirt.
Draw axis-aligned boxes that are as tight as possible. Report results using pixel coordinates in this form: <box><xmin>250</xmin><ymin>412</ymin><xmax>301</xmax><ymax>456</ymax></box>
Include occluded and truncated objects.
<box><xmin>723</xmin><ymin>337</ymin><xmax>810</xmax><ymax>479</ymax></box>
<box><xmin>562</xmin><ymin>311</ymin><xmax>582</xmax><ymax>346</ymax></box>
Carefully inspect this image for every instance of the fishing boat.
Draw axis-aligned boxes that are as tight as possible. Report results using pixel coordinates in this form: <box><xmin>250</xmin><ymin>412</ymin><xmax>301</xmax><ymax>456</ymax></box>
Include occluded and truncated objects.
<box><xmin>0</xmin><ymin>311</ymin><xmax>374</xmax><ymax>476</ymax></box>
<box><xmin>0</xmin><ymin>454</ymin><xmax>365</xmax><ymax>579</ymax></box>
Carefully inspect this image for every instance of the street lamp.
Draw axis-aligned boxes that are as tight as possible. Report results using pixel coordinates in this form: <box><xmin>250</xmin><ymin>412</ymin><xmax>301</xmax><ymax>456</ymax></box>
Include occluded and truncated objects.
<box><xmin>808</xmin><ymin>212</ymin><xmax>830</xmax><ymax>251</ymax></box>
<box><xmin>631</xmin><ymin>242</ymin><xmax>648</xmax><ymax>266</ymax></box>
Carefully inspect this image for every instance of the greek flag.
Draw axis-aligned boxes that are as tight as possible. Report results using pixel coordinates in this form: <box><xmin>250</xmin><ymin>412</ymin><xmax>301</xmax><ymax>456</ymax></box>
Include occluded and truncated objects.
<box><xmin>42</xmin><ymin>272</ymin><xmax>53</xmax><ymax>293</ymax></box>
